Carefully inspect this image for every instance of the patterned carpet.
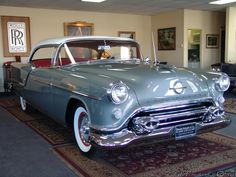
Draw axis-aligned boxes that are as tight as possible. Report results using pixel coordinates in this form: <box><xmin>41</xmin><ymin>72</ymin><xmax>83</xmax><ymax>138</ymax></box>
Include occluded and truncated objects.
<box><xmin>54</xmin><ymin>133</ymin><xmax>236</xmax><ymax>177</ymax></box>
<box><xmin>224</xmin><ymin>98</ymin><xmax>236</xmax><ymax>114</ymax></box>
<box><xmin>1</xmin><ymin>95</ymin><xmax>236</xmax><ymax>177</ymax></box>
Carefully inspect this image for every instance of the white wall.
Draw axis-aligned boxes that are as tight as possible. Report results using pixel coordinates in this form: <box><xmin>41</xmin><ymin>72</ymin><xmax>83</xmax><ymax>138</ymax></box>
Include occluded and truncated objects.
<box><xmin>151</xmin><ymin>9</ymin><xmax>225</xmax><ymax>69</ymax></box>
<box><xmin>184</xmin><ymin>10</ymin><xmax>225</xmax><ymax>69</ymax></box>
<box><xmin>151</xmin><ymin>10</ymin><xmax>184</xmax><ymax>67</ymax></box>
<box><xmin>225</xmin><ymin>6</ymin><xmax>236</xmax><ymax>63</ymax></box>
<box><xmin>0</xmin><ymin>6</ymin><xmax>152</xmax><ymax>91</ymax></box>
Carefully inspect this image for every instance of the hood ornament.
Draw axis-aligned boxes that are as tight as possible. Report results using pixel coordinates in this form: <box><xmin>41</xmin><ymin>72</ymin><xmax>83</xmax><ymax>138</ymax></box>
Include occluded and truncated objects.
<box><xmin>172</xmin><ymin>81</ymin><xmax>186</xmax><ymax>94</ymax></box>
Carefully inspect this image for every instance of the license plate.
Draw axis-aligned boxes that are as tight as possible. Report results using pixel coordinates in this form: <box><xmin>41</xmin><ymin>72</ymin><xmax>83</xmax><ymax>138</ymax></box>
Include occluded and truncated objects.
<box><xmin>175</xmin><ymin>123</ymin><xmax>196</xmax><ymax>140</ymax></box>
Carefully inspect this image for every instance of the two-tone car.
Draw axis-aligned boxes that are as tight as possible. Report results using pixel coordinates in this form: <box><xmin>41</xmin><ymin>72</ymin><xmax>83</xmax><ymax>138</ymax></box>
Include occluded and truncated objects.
<box><xmin>11</xmin><ymin>36</ymin><xmax>231</xmax><ymax>153</ymax></box>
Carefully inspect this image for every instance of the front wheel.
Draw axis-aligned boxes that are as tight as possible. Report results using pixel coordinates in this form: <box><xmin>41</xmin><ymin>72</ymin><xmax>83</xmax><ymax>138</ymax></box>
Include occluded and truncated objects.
<box><xmin>73</xmin><ymin>107</ymin><xmax>92</xmax><ymax>153</ymax></box>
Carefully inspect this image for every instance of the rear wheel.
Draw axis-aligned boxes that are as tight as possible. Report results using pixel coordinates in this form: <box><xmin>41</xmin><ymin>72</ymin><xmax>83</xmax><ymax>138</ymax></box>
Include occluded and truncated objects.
<box><xmin>73</xmin><ymin>107</ymin><xmax>92</xmax><ymax>153</ymax></box>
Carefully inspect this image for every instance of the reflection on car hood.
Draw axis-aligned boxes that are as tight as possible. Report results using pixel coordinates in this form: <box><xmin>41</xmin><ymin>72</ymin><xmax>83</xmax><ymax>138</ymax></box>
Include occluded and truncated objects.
<box><xmin>66</xmin><ymin>63</ymin><xmax>210</xmax><ymax>107</ymax></box>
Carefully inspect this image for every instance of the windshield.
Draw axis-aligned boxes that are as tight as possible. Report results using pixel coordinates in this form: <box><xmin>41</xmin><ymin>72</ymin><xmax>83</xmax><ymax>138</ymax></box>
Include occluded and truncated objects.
<box><xmin>57</xmin><ymin>39</ymin><xmax>141</xmax><ymax>66</ymax></box>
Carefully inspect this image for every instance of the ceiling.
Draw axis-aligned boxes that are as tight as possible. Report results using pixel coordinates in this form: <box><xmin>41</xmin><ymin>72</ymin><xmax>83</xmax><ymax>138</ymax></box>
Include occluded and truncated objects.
<box><xmin>0</xmin><ymin>0</ymin><xmax>236</xmax><ymax>15</ymax></box>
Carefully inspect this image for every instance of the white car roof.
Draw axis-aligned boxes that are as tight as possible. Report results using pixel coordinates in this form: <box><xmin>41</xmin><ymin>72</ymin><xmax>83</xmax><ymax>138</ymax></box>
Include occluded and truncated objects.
<box><xmin>36</xmin><ymin>36</ymin><xmax>135</xmax><ymax>47</ymax></box>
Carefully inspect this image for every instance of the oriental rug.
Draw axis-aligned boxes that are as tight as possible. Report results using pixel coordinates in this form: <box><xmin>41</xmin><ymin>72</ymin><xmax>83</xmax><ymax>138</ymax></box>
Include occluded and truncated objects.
<box><xmin>224</xmin><ymin>98</ymin><xmax>236</xmax><ymax>114</ymax></box>
<box><xmin>54</xmin><ymin>133</ymin><xmax>236</xmax><ymax>177</ymax></box>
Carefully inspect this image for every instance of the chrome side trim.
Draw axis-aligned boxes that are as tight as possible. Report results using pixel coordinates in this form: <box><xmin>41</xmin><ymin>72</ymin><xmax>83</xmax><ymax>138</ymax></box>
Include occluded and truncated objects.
<box><xmin>31</xmin><ymin>77</ymin><xmax>101</xmax><ymax>101</ymax></box>
<box><xmin>72</xmin><ymin>90</ymin><xmax>102</xmax><ymax>101</ymax></box>
<box><xmin>52</xmin><ymin>82</ymin><xmax>102</xmax><ymax>101</ymax></box>
<box><xmin>11</xmin><ymin>78</ymin><xmax>25</xmax><ymax>87</ymax></box>
<box><xmin>32</xmin><ymin>78</ymin><xmax>51</xmax><ymax>86</ymax></box>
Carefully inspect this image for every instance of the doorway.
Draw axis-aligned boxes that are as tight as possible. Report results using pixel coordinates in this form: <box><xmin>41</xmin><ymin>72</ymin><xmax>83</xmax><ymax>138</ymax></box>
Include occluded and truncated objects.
<box><xmin>220</xmin><ymin>27</ymin><xmax>225</xmax><ymax>63</ymax></box>
<box><xmin>187</xmin><ymin>29</ymin><xmax>201</xmax><ymax>68</ymax></box>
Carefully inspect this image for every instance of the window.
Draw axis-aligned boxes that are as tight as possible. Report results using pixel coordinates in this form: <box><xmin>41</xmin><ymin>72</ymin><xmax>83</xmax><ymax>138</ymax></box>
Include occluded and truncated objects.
<box><xmin>30</xmin><ymin>47</ymin><xmax>56</xmax><ymax>68</ymax></box>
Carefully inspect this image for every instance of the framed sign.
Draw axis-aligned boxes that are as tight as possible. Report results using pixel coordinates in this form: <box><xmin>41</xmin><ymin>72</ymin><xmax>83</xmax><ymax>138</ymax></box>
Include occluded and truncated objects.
<box><xmin>206</xmin><ymin>34</ymin><xmax>219</xmax><ymax>48</ymax></box>
<box><xmin>1</xmin><ymin>16</ymin><xmax>31</xmax><ymax>57</ymax></box>
<box><xmin>118</xmin><ymin>31</ymin><xmax>135</xmax><ymax>40</ymax></box>
<box><xmin>158</xmin><ymin>27</ymin><xmax>176</xmax><ymax>50</ymax></box>
<box><xmin>64</xmin><ymin>21</ymin><xmax>94</xmax><ymax>36</ymax></box>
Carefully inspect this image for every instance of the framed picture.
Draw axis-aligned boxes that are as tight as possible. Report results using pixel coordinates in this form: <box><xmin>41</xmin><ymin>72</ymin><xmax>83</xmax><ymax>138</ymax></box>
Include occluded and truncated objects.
<box><xmin>64</xmin><ymin>21</ymin><xmax>94</xmax><ymax>36</ymax></box>
<box><xmin>1</xmin><ymin>16</ymin><xmax>31</xmax><ymax>57</ymax></box>
<box><xmin>158</xmin><ymin>27</ymin><xmax>176</xmax><ymax>50</ymax></box>
<box><xmin>206</xmin><ymin>34</ymin><xmax>219</xmax><ymax>48</ymax></box>
<box><xmin>118</xmin><ymin>31</ymin><xmax>135</xmax><ymax>40</ymax></box>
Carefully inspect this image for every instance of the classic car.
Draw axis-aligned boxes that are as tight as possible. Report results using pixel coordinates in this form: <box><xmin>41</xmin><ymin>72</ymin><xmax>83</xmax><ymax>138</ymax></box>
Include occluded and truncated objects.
<box><xmin>11</xmin><ymin>36</ymin><xmax>231</xmax><ymax>153</ymax></box>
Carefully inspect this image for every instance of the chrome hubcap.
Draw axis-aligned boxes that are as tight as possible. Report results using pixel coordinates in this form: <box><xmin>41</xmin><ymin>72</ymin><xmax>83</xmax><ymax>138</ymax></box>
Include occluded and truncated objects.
<box><xmin>80</xmin><ymin>115</ymin><xmax>90</xmax><ymax>143</ymax></box>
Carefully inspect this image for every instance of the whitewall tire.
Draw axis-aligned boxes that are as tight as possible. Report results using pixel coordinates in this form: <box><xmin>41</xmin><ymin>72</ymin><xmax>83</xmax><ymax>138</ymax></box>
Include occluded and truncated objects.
<box><xmin>73</xmin><ymin>107</ymin><xmax>92</xmax><ymax>153</ymax></box>
<box><xmin>20</xmin><ymin>96</ymin><xmax>27</xmax><ymax>112</ymax></box>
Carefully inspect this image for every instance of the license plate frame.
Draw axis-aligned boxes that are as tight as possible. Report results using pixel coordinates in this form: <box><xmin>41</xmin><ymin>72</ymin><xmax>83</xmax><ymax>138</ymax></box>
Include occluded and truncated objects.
<box><xmin>175</xmin><ymin>123</ymin><xmax>196</xmax><ymax>140</ymax></box>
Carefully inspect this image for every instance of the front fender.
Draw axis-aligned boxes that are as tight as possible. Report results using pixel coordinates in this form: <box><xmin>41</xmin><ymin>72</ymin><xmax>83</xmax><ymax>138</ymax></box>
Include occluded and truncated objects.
<box><xmin>85</xmin><ymin>88</ymin><xmax>140</xmax><ymax>132</ymax></box>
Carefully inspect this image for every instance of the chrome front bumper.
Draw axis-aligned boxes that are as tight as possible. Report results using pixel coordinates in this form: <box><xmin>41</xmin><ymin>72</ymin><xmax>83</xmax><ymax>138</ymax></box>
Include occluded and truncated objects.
<box><xmin>90</xmin><ymin>113</ymin><xmax>231</xmax><ymax>147</ymax></box>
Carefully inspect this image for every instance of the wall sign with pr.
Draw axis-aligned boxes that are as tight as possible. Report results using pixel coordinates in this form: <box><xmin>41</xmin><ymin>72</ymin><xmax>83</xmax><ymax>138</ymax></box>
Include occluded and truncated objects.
<box><xmin>1</xmin><ymin>16</ymin><xmax>31</xmax><ymax>57</ymax></box>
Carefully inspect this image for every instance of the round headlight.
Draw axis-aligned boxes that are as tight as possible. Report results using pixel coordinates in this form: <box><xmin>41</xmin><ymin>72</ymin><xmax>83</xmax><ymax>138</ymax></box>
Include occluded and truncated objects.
<box><xmin>109</xmin><ymin>82</ymin><xmax>129</xmax><ymax>104</ymax></box>
<box><xmin>215</xmin><ymin>74</ymin><xmax>230</xmax><ymax>92</ymax></box>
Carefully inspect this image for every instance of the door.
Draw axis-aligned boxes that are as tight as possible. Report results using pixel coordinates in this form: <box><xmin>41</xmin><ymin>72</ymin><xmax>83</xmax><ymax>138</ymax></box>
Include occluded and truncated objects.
<box><xmin>187</xmin><ymin>29</ymin><xmax>201</xmax><ymax>69</ymax></box>
<box><xmin>25</xmin><ymin>46</ymin><xmax>57</xmax><ymax>115</ymax></box>
<box><xmin>220</xmin><ymin>27</ymin><xmax>225</xmax><ymax>63</ymax></box>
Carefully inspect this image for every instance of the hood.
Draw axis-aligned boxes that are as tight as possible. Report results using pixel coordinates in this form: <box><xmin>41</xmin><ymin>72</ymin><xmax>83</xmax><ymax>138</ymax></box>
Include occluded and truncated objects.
<box><xmin>66</xmin><ymin>62</ymin><xmax>210</xmax><ymax>107</ymax></box>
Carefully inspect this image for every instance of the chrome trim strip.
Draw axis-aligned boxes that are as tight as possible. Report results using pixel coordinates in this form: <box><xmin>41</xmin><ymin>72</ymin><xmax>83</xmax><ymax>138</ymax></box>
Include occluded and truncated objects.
<box><xmin>72</xmin><ymin>90</ymin><xmax>102</xmax><ymax>101</ymax></box>
<box><xmin>152</xmin><ymin>109</ymin><xmax>207</xmax><ymax>121</ymax></box>
<box><xmin>149</xmin><ymin>106</ymin><xmax>207</xmax><ymax>117</ymax></box>
<box><xmin>158</xmin><ymin>117</ymin><xmax>201</xmax><ymax>126</ymax></box>
<box><xmin>52</xmin><ymin>83</ymin><xmax>102</xmax><ymax>101</ymax></box>
<box><xmin>148</xmin><ymin>105</ymin><xmax>206</xmax><ymax>116</ymax></box>
<box><xmin>30</xmin><ymin>76</ymin><xmax>102</xmax><ymax>100</ymax></box>
<box><xmin>11</xmin><ymin>78</ymin><xmax>25</xmax><ymax>87</ymax></box>
<box><xmin>31</xmin><ymin>77</ymin><xmax>101</xmax><ymax>101</ymax></box>
<box><xmin>90</xmin><ymin>97</ymin><xmax>215</xmax><ymax>131</ymax></box>
<box><xmin>32</xmin><ymin>78</ymin><xmax>51</xmax><ymax>86</ymax></box>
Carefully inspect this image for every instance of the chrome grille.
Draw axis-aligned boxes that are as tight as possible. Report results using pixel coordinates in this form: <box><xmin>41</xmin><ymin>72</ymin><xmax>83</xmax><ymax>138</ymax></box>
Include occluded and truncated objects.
<box><xmin>130</xmin><ymin>101</ymin><xmax>214</xmax><ymax>135</ymax></box>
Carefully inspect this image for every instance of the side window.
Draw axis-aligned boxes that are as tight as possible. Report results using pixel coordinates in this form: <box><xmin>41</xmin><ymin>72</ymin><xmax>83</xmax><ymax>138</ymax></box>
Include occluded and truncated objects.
<box><xmin>31</xmin><ymin>47</ymin><xmax>56</xmax><ymax>68</ymax></box>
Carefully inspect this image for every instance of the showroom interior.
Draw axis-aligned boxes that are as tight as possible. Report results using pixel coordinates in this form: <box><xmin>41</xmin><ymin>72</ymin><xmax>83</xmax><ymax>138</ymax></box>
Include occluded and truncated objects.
<box><xmin>0</xmin><ymin>0</ymin><xmax>236</xmax><ymax>177</ymax></box>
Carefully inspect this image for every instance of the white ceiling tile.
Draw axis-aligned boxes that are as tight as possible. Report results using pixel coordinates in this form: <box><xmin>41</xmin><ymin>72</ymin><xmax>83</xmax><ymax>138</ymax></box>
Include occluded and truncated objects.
<box><xmin>0</xmin><ymin>0</ymin><xmax>236</xmax><ymax>15</ymax></box>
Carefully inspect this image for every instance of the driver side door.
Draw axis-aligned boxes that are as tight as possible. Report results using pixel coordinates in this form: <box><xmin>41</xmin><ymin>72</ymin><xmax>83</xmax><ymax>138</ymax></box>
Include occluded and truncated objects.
<box><xmin>25</xmin><ymin>46</ymin><xmax>57</xmax><ymax>116</ymax></box>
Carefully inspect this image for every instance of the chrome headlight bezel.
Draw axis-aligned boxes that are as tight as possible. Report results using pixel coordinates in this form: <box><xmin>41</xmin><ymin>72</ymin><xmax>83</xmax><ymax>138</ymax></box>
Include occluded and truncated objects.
<box><xmin>108</xmin><ymin>81</ymin><xmax>129</xmax><ymax>104</ymax></box>
<box><xmin>215</xmin><ymin>73</ymin><xmax>230</xmax><ymax>92</ymax></box>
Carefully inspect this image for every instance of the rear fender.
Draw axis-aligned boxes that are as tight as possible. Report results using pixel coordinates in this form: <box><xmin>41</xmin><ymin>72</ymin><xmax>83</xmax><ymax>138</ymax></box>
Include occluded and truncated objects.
<box><xmin>11</xmin><ymin>63</ymin><xmax>32</xmax><ymax>88</ymax></box>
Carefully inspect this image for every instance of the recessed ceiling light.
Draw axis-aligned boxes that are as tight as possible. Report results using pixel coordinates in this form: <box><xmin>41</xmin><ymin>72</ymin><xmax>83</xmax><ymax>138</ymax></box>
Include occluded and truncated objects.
<box><xmin>81</xmin><ymin>0</ymin><xmax>106</xmax><ymax>2</ymax></box>
<box><xmin>209</xmin><ymin>0</ymin><xmax>236</xmax><ymax>5</ymax></box>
